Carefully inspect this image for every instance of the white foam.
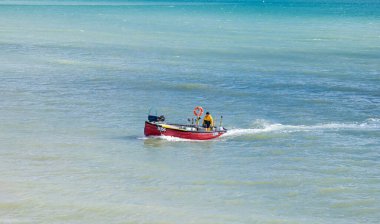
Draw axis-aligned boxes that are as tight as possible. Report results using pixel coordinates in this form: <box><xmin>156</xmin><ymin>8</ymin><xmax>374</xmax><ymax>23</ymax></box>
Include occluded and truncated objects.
<box><xmin>157</xmin><ymin>136</ymin><xmax>194</xmax><ymax>142</ymax></box>
<box><xmin>222</xmin><ymin>118</ymin><xmax>380</xmax><ymax>138</ymax></box>
<box><xmin>143</xmin><ymin>135</ymin><xmax>200</xmax><ymax>142</ymax></box>
<box><xmin>137</xmin><ymin>137</ymin><xmax>149</xmax><ymax>140</ymax></box>
<box><xmin>366</xmin><ymin>118</ymin><xmax>380</xmax><ymax>123</ymax></box>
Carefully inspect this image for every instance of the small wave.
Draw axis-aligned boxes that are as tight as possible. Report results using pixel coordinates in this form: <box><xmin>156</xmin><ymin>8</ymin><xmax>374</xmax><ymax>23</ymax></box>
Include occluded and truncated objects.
<box><xmin>366</xmin><ymin>118</ymin><xmax>380</xmax><ymax>123</ymax></box>
<box><xmin>158</xmin><ymin>136</ymin><xmax>194</xmax><ymax>142</ymax></box>
<box><xmin>222</xmin><ymin>118</ymin><xmax>380</xmax><ymax>138</ymax></box>
<box><xmin>170</xmin><ymin>83</ymin><xmax>210</xmax><ymax>91</ymax></box>
<box><xmin>54</xmin><ymin>59</ymin><xmax>80</xmax><ymax>65</ymax></box>
<box><xmin>142</xmin><ymin>135</ymin><xmax>200</xmax><ymax>142</ymax></box>
<box><xmin>137</xmin><ymin>137</ymin><xmax>149</xmax><ymax>140</ymax></box>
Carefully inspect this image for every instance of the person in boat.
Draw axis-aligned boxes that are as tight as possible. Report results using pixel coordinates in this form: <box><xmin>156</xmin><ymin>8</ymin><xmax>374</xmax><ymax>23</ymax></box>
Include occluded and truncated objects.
<box><xmin>202</xmin><ymin>112</ymin><xmax>214</xmax><ymax>131</ymax></box>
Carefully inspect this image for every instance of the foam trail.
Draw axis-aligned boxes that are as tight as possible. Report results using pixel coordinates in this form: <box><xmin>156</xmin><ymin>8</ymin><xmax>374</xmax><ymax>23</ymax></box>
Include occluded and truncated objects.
<box><xmin>222</xmin><ymin>118</ymin><xmax>380</xmax><ymax>138</ymax></box>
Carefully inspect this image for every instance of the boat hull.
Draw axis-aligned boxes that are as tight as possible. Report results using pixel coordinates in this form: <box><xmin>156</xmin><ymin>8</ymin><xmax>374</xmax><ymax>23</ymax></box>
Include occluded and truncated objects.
<box><xmin>144</xmin><ymin>121</ymin><xmax>226</xmax><ymax>140</ymax></box>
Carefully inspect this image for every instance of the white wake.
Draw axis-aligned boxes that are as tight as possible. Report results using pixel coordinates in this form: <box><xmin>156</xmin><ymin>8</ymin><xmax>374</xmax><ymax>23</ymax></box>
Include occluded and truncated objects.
<box><xmin>222</xmin><ymin>118</ymin><xmax>380</xmax><ymax>138</ymax></box>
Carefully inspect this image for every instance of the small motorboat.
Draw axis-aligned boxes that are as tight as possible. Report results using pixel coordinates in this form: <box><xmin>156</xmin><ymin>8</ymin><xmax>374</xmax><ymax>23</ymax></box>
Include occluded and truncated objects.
<box><xmin>144</xmin><ymin>107</ymin><xmax>227</xmax><ymax>140</ymax></box>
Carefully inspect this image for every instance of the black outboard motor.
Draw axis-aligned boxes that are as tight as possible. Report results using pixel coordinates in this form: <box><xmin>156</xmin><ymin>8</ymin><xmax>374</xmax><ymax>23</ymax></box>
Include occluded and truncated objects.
<box><xmin>158</xmin><ymin>115</ymin><xmax>165</xmax><ymax>122</ymax></box>
<box><xmin>148</xmin><ymin>115</ymin><xmax>165</xmax><ymax>122</ymax></box>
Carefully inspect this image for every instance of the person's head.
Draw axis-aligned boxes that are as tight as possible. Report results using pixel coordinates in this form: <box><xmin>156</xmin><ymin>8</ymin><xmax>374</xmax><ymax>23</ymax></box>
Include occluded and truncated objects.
<box><xmin>206</xmin><ymin>112</ymin><xmax>210</xmax><ymax>115</ymax></box>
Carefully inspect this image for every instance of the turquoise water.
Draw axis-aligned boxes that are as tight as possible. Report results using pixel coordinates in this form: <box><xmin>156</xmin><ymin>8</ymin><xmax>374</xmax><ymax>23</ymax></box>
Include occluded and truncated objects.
<box><xmin>1</xmin><ymin>0</ymin><xmax>380</xmax><ymax>223</ymax></box>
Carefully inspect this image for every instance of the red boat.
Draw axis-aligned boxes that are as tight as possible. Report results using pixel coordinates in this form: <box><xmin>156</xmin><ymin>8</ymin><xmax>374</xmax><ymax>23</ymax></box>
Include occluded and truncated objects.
<box><xmin>144</xmin><ymin>107</ymin><xmax>227</xmax><ymax>140</ymax></box>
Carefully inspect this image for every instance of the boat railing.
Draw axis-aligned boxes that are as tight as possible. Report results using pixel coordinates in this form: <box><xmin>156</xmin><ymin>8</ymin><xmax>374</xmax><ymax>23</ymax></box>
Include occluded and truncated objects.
<box><xmin>169</xmin><ymin>123</ymin><xmax>224</xmax><ymax>132</ymax></box>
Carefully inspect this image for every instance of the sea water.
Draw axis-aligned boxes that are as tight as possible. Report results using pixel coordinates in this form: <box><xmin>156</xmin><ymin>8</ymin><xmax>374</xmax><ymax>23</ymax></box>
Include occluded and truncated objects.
<box><xmin>0</xmin><ymin>0</ymin><xmax>379</xmax><ymax>223</ymax></box>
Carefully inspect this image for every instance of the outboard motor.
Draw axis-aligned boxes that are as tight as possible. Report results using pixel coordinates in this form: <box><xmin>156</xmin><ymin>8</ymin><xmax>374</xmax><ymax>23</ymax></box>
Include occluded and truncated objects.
<box><xmin>148</xmin><ymin>115</ymin><xmax>165</xmax><ymax>122</ymax></box>
<box><xmin>158</xmin><ymin>115</ymin><xmax>165</xmax><ymax>122</ymax></box>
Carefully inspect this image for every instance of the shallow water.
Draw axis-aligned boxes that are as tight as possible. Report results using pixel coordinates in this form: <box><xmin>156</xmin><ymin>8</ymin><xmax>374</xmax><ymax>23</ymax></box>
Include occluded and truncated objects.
<box><xmin>1</xmin><ymin>0</ymin><xmax>380</xmax><ymax>223</ymax></box>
